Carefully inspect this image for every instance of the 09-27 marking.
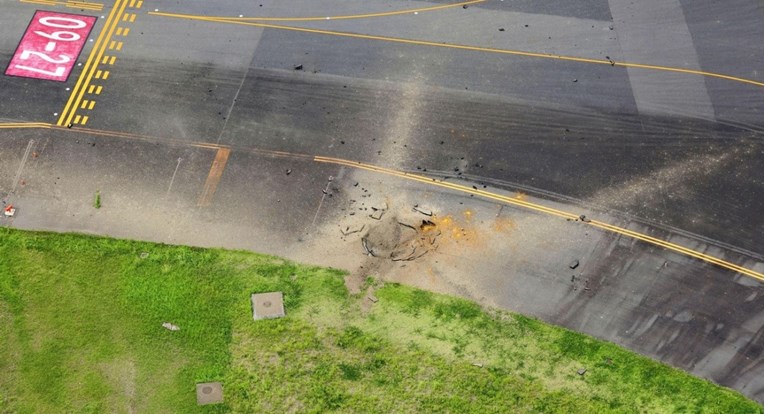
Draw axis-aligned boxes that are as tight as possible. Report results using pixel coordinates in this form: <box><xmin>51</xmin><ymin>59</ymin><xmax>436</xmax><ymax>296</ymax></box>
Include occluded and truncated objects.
<box><xmin>5</xmin><ymin>11</ymin><xmax>96</xmax><ymax>81</ymax></box>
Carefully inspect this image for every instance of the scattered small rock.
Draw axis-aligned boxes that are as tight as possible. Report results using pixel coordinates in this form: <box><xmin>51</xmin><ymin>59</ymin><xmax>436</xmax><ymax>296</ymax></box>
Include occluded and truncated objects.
<box><xmin>579</xmin><ymin>214</ymin><xmax>591</xmax><ymax>223</ymax></box>
<box><xmin>569</xmin><ymin>259</ymin><xmax>579</xmax><ymax>269</ymax></box>
<box><xmin>294</xmin><ymin>64</ymin><xmax>303</xmax><ymax>70</ymax></box>
<box><xmin>498</xmin><ymin>28</ymin><xmax>505</xmax><ymax>31</ymax></box>
<box><xmin>577</xmin><ymin>368</ymin><xmax>586</xmax><ymax>375</ymax></box>
<box><xmin>413</xmin><ymin>205</ymin><xmax>433</xmax><ymax>216</ymax></box>
<box><xmin>162</xmin><ymin>322</ymin><xmax>180</xmax><ymax>331</ymax></box>
<box><xmin>473</xmin><ymin>362</ymin><xmax>484</xmax><ymax>368</ymax></box>
<box><xmin>286</xmin><ymin>169</ymin><xmax>292</xmax><ymax>175</ymax></box>
<box><xmin>367</xmin><ymin>294</ymin><xmax>379</xmax><ymax>303</ymax></box>
<box><xmin>341</xmin><ymin>224</ymin><xmax>365</xmax><ymax>235</ymax></box>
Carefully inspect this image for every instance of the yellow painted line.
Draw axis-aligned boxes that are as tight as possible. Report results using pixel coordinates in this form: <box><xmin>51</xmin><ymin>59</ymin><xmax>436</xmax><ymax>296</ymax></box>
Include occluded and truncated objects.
<box><xmin>116</xmin><ymin>27</ymin><xmax>123</xmax><ymax>36</ymax></box>
<box><xmin>66</xmin><ymin>2</ymin><xmax>101</xmax><ymax>10</ymax></box>
<box><xmin>58</xmin><ymin>0</ymin><xmax>126</xmax><ymax>126</ymax></box>
<box><xmin>108</xmin><ymin>40</ymin><xmax>116</xmax><ymax>49</ymax></box>
<box><xmin>80</xmin><ymin>100</ymin><xmax>88</xmax><ymax>109</ymax></box>
<box><xmin>95</xmin><ymin>69</ymin><xmax>103</xmax><ymax>78</ymax></box>
<box><xmin>20</xmin><ymin>0</ymin><xmax>56</xmax><ymax>5</ymax></box>
<box><xmin>122</xmin><ymin>27</ymin><xmax>130</xmax><ymax>36</ymax></box>
<box><xmin>201</xmin><ymin>0</ymin><xmax>485</xmax><ymax>22</ymax></box>
<box><xmin>135</xmin><ymin>0</ymin><xmax>142</xmax><ymax>8</ymax></box>
<box><xmin>128</xmin><ymin>0</ymin><xmax>135</xmax><ymax>7</ymax></box>
<box><xmin>101</xmin><ymin>56</ymin><xmax>109</xmax><ymax>64</ymax></box>
<box><xmin>109</xmin><ymin>56</ymin><xmax>117</xmax><ymax>65</ymax></box>
<box><xmin>150</xmin><ymin>12</ymin><xmax>764</xmax><ymax>87</ymax></box>
<box><xmin>314</xmin><ymin>156</ymin><xmax>764</xmax><ymax>281</ymax></box>
<box><xmin>37</xmin><ymin>120</ymin><xmax>763</xmax><ymax>280</ymax></box>
<box><xmin>197</xmin><ymin>148</ymin><xmax>231</xmax><ymax>207</ymax></box>
<box><xmin>122</xmin><ymin>13</ymin><xmax>130</xmax><ymax>22</ymax></box>
<box><xmin>0</xmin><ymin>122</ymin><xmax>52</xmax><ymax>129</ymax></box>
<box><xmin>88</xmin><ymin>100</ymin><xmax>96</xmax><ymax>110</ymax></box>
<box><xmin>81</xmin><ymin>115</ymin><xmax>89</xmax><ymax>125</ymax></box>
<box><xmin>20</xmin><ymin>0</ymin><xmax>102</xmax><ymax>10</ymax></box>
<box><xmin>102</xmin><ymin>70</ymin><xmax>110</xmax><ymax>79</ymax></box>
<box><xmin>95</xmin><ymin>85</ymin><xmax>103</xmax><ymax>94</ymax></box>
<box><xmin>67</xmin><ymin>0</ymin><xmax>103</xmax><ymax>8</ymax></box>
<box><xmin>54</xmin><ymin>125</ymin><xmax>225</xmax><ymax>150</ymax></box>
<box><xmin>87</xmin><ymin>85</ymin><xmax>95</xmax><ymax>93</ymax></box>
<box><xmin>73</xmin><ymin>114</ymin><xmax>82</xmax><ymax>124</ymax></box>
<box><xmin>115</xmin><ymin>41</ymin><xmax>123</xmax><ymax>51</ymax></box>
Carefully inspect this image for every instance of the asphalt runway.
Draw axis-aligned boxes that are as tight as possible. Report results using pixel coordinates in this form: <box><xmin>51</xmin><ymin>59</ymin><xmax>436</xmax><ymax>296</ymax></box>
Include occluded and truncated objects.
<box><xmin>1</xmin><ymin>0</ymin><xmax>762</xmax><ymax>402</ymax></box>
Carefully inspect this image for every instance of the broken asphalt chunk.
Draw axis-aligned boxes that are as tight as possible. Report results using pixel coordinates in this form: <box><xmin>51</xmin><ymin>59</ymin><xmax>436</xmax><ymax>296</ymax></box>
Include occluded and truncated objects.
<box><xmin>369</xmin><ymin>209</ymin><xmax>385</xmax><ymax>220</ymax></box>
<box><xmin>341</xmin><ymin>224</ymin><xmax>365</xmax><ymax>236</ymax></box>
<box><xmin>413</xmin><ymin>205</ymin><xmax>433</xmax><ymax>216</ymax></box>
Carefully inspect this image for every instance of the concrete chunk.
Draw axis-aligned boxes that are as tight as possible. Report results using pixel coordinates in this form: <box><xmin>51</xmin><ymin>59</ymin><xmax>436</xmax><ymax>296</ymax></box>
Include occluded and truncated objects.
<box><xmin>251</xmin><ymin>292</ymin><xmax>286</xmax><ymax>320</ymax></box>
<box><xmin>196</xmin><ymin>382</ymin><xmax>224</xmax><ymax>405</ymax></box>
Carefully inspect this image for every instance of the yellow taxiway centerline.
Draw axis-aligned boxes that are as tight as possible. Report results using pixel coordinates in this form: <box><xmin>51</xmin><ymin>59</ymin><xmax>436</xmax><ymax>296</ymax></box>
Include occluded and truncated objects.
<box><xmin>314</xmin><ymin>155</ymin><xmax>763</xmax><ymax>281</ymax></box>
<box><xmin>148</xmin><ymin>12</ymin><xmax>764</xmax><ymax>87</ymax></box>
<box><xmin>185</xmin><ymin>0</ymin><xmax>485</xmax><ymax>22</ymax></box>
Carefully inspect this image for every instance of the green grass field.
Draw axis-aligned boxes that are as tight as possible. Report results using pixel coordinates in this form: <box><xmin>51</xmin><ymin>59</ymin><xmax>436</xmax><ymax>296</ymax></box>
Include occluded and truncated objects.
<box><xmin>0</xmin><ymin>228</ymin><xmax>760</xmax><ymax>413</ymax></box>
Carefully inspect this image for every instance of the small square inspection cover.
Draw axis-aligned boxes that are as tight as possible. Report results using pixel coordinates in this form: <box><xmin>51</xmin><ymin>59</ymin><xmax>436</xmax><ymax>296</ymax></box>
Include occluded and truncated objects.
<box><xmin>251</xmin><ymin>292</ymin><xmax>285</xmax><ymax>320</ymax></box>
<box><xmin>196</xmin><ymin>382</ymin><xmax>223</xmax><ymax>405</ymax></box>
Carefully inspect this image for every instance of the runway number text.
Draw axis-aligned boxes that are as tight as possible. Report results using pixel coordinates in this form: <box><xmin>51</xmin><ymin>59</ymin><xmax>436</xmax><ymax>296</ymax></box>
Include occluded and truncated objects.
<box><xmin>5</xmin><ymin>11</ymin><xmax>96</xmax><ymax>82</ymax></box>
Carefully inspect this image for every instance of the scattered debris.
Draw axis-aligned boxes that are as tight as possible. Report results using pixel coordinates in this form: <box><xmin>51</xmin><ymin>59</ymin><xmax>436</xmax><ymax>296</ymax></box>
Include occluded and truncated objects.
<box><xmin>293</xmin><ymin>64</ymin><xmax>303</xmax><ymax>70</ymax></box>
<box><xmin>498</xmin><ymin>28</ymin><xmax>505</xmax><ymax>31</ymax></box>
<box><xmin>577</xmin><ymin>368</ymin><xmax>587</xmax><ymax>376</ymax></box>
<box><xmin>3</xmin><ymin>204</ymin><xmax>16</xmax><ymax>217</ymax></box>
<box><xmin>413</xmin><ymin>205</ymin><xmax>433</xmax><ymax>216</ymax></box>
<box><xmin>572</xmin><ymin>78</ymin><xmax>578</xmax><ymax>82</ymax></box>
<box><xmin>162</xmin><ymin>322</ymin><xmax>180</xmax><ymax>331</ymax></box>
<box><xmin>139</xmin><ymin>252</ymin><xmax>149</xmax><ymax>259</ymax></box>
<box><xmin>462</xmin><ymin>4</ymin><xmax>468</xmax><ymax>8</ymax></box>
<box><xmin>341</xmin><ymin>224</ymin><xmax>365</xmax><ymax>236</ymax></box>
<box><xmin>285</xmin><ymin>169</ymin><xmax>292</xmax><ymax>175</ymax></box>
<box><xmin>579</xmin><ymin>214</ymin><xmax>591</xmax><ymax>223</ymax></box>
<box><xmin>367</xmin><ymin>294</ymin><xmax>379</xmax><ymax>303</ymax></box>
<box><xmin>361</xmin><ymin>237</ymin><xmax>375</xmax><ymax>256</ymax></box>
<box><xmin>472</xmin><ymin>362</ymin><xmax>484</xmax><ymax>368</ymax></box>
<box><xmin>370</xmin><ymin>209</ymin><xmax>385</xmax><ymax>220</ymax></box>
<box><xmin>569</xmin><ymin>259</ymin><xmax>580</xmax><ymax>270</ymax></box>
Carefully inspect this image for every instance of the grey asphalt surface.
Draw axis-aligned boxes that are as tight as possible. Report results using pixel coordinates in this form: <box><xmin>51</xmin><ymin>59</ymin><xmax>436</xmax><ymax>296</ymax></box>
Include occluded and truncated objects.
<box><xmin>1</xmin><ymin>0</ymin><xmax>763</xmax><ymax>403</ymax></box>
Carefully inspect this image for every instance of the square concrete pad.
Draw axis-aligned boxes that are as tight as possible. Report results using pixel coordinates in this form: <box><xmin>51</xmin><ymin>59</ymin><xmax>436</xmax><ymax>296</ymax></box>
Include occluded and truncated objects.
<box><xmin>196</xmin><ymin>382</ymin><xmax>223</xmax><ymax>405</ymax></box>
<box><xmin>251</xmin><ymin>291</ymin><xmax>286</xmax><ymax>320</ymax></box>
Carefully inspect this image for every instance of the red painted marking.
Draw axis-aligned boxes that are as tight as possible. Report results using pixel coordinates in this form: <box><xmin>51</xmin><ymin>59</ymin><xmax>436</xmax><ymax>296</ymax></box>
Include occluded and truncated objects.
<box><xmin>5</xmin><ymin>11</ymin><xmax>96</xmax><ymax>82</ymax></box>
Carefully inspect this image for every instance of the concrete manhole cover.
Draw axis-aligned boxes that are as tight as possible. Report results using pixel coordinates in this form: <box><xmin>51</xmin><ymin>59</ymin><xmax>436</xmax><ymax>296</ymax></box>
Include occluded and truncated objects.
<box><xmin>196</xmin><ymin>382</ymin><xmax>223</xmax><ymax>405</ymax></box>
<box><xmin>251</xmin><ymin>292</ymin><xmax>285</xmax><ymax>320</ymax></box>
